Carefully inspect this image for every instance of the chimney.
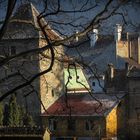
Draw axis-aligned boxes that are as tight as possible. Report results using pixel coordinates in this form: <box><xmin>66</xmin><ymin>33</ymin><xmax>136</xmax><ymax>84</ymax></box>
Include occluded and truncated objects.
<box><xmin>90</xmin><ymin>29</ymin><xmax>98</xmax><ymax>47</ymax></box>
<box><xmin>115</xmin><ymin>24</ymin><xmax>122</xmax><ymax>41</ymax></box>
<box><xmin>75</xmin><ymin>30</ymin><xmax>79</xmax><ymax>42</ymax></box>
<box><xmin>108</xmin><ymin>63</ymin><xmax>114</xmax><ymax>80</ymax></box>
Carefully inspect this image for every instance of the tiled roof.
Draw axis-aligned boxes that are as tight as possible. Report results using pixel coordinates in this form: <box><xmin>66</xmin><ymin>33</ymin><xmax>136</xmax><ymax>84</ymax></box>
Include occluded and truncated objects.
<box><xmin>41</xmin><ymin>93</ymin><xmax>124</xmax><ymax>117</ymax></box>
<box><xmin>94</xmin><ymin>35</ymin><xmax>114</xmax><ymax>49</ymax></box>
<box><xmin>65</xmin><ymin>35</ymin><xmax>114</xmax><ymax>58</ymax></box>
<box><xmin>65</xmin><ymin>34</ymin><xmax>129</xmax><ymax>75</ymax></box>
<box><xmin>3</xmin><ymin>3</ymin><xmax>61</xmax><ymax>40</ymax></box>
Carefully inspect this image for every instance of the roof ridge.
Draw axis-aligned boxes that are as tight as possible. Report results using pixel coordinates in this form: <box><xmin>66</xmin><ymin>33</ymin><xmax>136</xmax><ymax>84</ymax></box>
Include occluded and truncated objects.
<box><xmin>30</xmin><ymin>3</ymin><xmax>40</xmax><ymax>28</ymax></box>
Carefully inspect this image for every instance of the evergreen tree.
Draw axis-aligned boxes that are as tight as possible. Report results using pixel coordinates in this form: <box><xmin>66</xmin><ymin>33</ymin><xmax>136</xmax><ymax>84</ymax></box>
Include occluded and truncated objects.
<box><xmin>2</xmin><ymin>94</ymin><xmax>35</xmax><ymax>127</ymax></box>
<box><xmin>0</xmin><ymin>103</ymin><xmax>3</xmax><ymax>125</ymax></box>
<box><xmin>23</xmin><ymin>113</ymin><xmax>35</xmax><ymax>127</ymax></box>
<box><xmin>8</xmin><ymin>94</ymin><xmax>20</xmax><ymax>126</ymax></box>
<box><xmin>19</xmin><ymin>106</ymin><xmax>26</xmax><ymax>126</ymax></box>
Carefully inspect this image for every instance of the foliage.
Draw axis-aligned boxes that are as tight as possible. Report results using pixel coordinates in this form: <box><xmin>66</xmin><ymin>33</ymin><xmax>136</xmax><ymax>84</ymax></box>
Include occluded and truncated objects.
<box><xmin>1</xmin><ymin>95</ymin><xmax>35</xmax><ymax>126</ymax></box>
<box><xmin>19</xmin><ymin>106</ymin><xmax>35</xmax><ymax>126</ymax></box>
<box><xmin>7</xmin><ymin>94</ymin><xmax>20</xmax><ymax>126</ymax></box>
<box><xmin>19</xmin><ymin>106</ymin><xmax>26</xmax><ymax>126</ymax></box>
<box><xmin>23</xmin><ymin>113</ymin><xmax>35</xmax><ymax>127</ymax></box>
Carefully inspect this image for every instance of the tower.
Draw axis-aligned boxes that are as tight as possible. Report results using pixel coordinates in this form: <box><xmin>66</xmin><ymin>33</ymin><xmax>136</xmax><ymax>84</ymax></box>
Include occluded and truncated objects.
<box><xmin>0</xmin><ymin>3</ymin><xmax>64</xmax><ymax>124</ymax></box>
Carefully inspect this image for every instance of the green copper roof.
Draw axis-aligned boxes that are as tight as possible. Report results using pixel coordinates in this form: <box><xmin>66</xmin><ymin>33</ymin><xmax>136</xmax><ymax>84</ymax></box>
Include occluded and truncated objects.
<box><xmin>64</xmin><ymin>68</ymin><xmax>90</xmax><ymax>90</ymax></box>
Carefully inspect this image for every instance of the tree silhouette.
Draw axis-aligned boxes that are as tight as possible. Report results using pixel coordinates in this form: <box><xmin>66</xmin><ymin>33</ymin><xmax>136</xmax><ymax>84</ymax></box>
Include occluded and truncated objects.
<box><xmin>8</xmin><ymin>94</ymin><xmax>20</xmax><ymax>126</ymax></box>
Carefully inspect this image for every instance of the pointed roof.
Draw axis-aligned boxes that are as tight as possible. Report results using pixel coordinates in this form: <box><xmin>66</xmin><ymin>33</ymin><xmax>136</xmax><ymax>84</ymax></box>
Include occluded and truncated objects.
<box><xmin>13</xmin><ymin>3</ymin><xmax>35</xmax><ymax>21</ymax></box>
<box><xmin>11</xmin><ymin>3</ymin><xmax>42</xmax><ymax>29</ymax></box>
<box><xmin>64</xmin><ymin>68</ymin><xmax>90</xmax><ymax>92</ymax></box>
<box><xmin>3</xmin><ymin>3</ymin><xmax>62</xmax><ymax>40</ymax></box>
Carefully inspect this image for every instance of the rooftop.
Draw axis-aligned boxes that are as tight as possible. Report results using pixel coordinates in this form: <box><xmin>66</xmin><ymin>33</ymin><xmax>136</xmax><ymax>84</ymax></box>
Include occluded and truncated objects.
<box><xmin>65</xmin><ymin>35</ymin><xmax>114</xmax><ymax>58</ymax></box>
<box><xmin>3</xmin><ymin>3</ymin><xmax>61</xmax><ymax>40</ymax></box>
<box><xmin>41</xmin><ymin>93</ymin><xmax>125</xmax><ymax>117</ymax></box>
<box><xmin>64</xmin><ymin>68</ymin><xmax>90</xmax><ymax>91</ymax></box>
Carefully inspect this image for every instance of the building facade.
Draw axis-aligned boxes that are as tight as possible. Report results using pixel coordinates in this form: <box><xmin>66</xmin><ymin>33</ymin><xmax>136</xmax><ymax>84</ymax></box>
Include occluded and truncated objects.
<box><xmin>42</xmin><ymin>93</ymin><xmax>123</xmax><ymax>140</ymax></box>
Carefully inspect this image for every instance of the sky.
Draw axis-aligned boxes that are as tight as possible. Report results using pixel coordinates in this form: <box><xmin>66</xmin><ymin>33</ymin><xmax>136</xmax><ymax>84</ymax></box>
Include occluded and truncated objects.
<box><xmin>35</xmin><ymin>0</ymin><xmax>140</xmax><ymax>34</ymax></box>
<box><xmin>0</xmin><ymin>0</ymin><xmax>140</xmax><ymax>35</ymax></box>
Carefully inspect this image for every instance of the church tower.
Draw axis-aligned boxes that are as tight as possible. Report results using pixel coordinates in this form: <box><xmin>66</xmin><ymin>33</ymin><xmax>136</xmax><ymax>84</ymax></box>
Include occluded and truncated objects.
<box><xmin>0</xmin><ymin>3</ymin><xmax>64</xmax><ymax>124</ymax></box>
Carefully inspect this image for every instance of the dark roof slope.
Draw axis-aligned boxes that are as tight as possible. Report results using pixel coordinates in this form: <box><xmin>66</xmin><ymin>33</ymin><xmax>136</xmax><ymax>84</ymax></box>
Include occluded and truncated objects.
<box><xmin>13</xmin><ymin>3</ymin><xmax>35</xmax><ymax>21</ymax></box>
<box><xmin>3</xmin><ymin>3</ymin><xmax>61</xmax><ymax>40</ymax></box>
<box><xmin>65</xmin><ymin>35</ymin><xmax>114</xmax><ymax>57</ymax></box>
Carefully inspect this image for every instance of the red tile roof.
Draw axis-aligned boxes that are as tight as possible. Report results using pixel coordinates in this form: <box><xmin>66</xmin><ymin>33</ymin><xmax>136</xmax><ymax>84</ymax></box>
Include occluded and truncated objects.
<box><xmin>41</xmin><ymin>93</ymin><xmax>124</xmax><ymax>117</ymax></box>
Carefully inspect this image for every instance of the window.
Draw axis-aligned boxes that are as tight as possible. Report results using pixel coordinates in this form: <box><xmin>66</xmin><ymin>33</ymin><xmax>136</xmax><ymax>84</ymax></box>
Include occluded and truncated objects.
<box><xmin>48</xmin><ymin>119</ymin><xmax>57</xmax><ymax>131</ymax></box>
<box><xmin>68</xmin><ymin>119</ymin><xmax>76</xmax><ymax>130</ymax></box>
<box><xmin>92</xmin><ymin>82</ymin><xmax>95</xmax><ymax>86</ymax></box>
<box><xmin>10</xmin><ymin>46</ymin><xmax>16</xmax><ymax>55</ymax></box>
<box><xmin>85</xmin><ymin>120</ymin><xmax>94</xmax><ymax>130</ymax></box>
<box><xmin>52</xmin><ymin>89</ymin><xmax>55</xmax><ymax>97</ymax></box>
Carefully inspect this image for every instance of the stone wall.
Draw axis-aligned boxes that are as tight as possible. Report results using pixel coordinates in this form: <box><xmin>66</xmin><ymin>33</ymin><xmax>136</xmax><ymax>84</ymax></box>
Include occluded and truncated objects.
<box><xmin>42</xmin><ymin>116</ymin><xmax>106</xmax><ymax>139</ymax></box>
<box><xmin>127</xmin><ymin>78</ymin><xmax>140</xmax><ymax>140</ymax></box>
<box><xmin>0</xmin><ymin>38</ymin><xmax>41</xmax><ymax>123</ymax></box>
<box><xmin>0</xmin><ymin>35</ymin><xmax>64</xmax><ymax>124</ymax></box>
<box><xmin>129</xmin><ymin>38</ymin><xmax>139</xmax><ymax>63</ymax></box>
<box><xmin>117</xmin><ymin>98</ymin><xmax>127</xmax><ymax>140</ymax></box>
<box><xmin>39</xmin><ymin>39</ymin><xmax>64</xmax><ymax>112</ymax></box>
<box><xmin>106</xmin><ymin>107</ymin><xmax>117</xmax><ymax>138</ymax></box>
